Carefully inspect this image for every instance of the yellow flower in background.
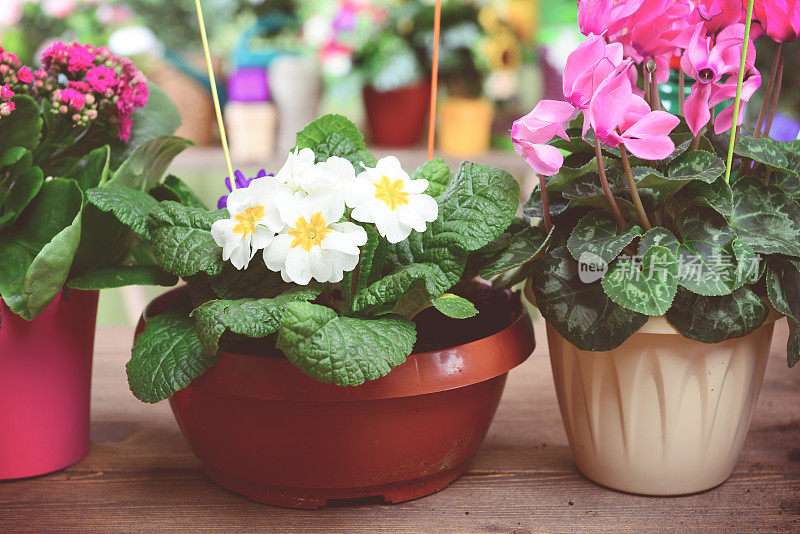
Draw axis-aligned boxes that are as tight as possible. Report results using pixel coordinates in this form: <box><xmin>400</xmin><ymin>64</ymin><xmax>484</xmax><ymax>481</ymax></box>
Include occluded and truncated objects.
<box><xmin>506</xmin><ymin>0</ymin><xmax>539</xmax><ymax>44</ymax></box>
<box><xmin>484</xmin><ymin>30</ymin><xmax>522</xmax><ymax>71</ymax></box>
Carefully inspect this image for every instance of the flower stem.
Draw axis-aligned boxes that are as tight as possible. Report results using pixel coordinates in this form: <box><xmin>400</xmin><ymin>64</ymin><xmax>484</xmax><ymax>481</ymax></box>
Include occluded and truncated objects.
<box><xmin>691</xmin><ymin>133</ymin><xmax>701</xmax><ymax>151</ymax></box>
<box><xmin>619</xmin><ymin>145</ymin><xmax>652</xmax><ymax>231</ymax></box>
<box><xmin>754</xmin><ymin>43</ymin><xmax>782</xmax><ymax>139</ymax></box>
<box><xmin>538</xmin><ymin>173</ymin><xmax>552</xmax><ymax>232</ymax></box>
<box><xmin>594</xmin><ymin>137</ymin><xmax>627</xmax><ymax>229</ymax></box>
<box><xmin>650</xmin><ymin>68</ymin><xmax>661</xmax><ymax>111</ymax></box>
<box><xmin>764</xmin><ymin>55</ymin><xmax>784</xmax><ymax>138</ymax></box>
<box><xmin>724</xmin><ymin>0</ymin><xmax>756</xmax><ymax>184</ymax></box>
<box><xmin>678</xmin><ymin>68</ymin><xmax>685</xmax><ymax>115</ymax></box>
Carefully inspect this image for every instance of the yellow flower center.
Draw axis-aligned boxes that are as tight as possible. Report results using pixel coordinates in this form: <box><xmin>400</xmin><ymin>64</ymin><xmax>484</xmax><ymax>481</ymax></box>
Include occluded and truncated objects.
<box><xmin>374</xmin><ymin>175</ymin><xmax>409</xmax><ymax>211</ymax></box>
<box><xmin>233</xmin><ymin>205</ymin><xmax>265</xmax><ymax>239</ymax></box>
<box><xmin>288</xmin><ymin>212</ymin><xmax>332</xmax><ymax>252</ymax></box>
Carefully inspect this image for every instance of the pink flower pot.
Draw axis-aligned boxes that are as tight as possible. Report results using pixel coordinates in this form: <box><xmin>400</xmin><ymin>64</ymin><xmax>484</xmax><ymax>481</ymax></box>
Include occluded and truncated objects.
<box><xmin>0</xmin><ymin>290</ymin><xmax>99</xmax><ymax>479</ymax></box>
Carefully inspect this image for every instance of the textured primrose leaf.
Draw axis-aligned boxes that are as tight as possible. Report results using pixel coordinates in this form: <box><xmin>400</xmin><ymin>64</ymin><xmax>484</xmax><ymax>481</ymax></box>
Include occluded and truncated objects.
<box><xmin>68</xmin><ymin>266</ymin><xmax>177</xmax><ymax>290</ymax></box>
<box><xmin>666</xmin><ymin>150</ymin><xmax>725</xmax><ymax>183</ymax></box>
<box><xmin>675</xmin><ymin>206</ymin><xmax>738</xmax><ymax>296</ymax></box>
<box><xmin>209</xmin><ymin>261</ymin><xmax>284</xmax><ymax>300</ymax></box>
<box><xmin>192</xmin><ymin>288</ymin><xmax>321</xmax><ymax>356</ymax></box>
<box><xmin>87</xmin><ymin>186</ymin><xmax>160</xmax><ymax>238</ymax></box>
<box><xmin>127</xmin><ymin>311</ymin><xmax>214</xmax><ymax>403</ymax></box>
<box><xmin>152</xmin><ymin>175</ymin><xmax>208</xmax><ymax>209</ymax></box>
<box><xmin>109</xmin><ymin>136</ymin><xmax>194</xmax><ymax>192</ymax></box>
<box><xmin>665</xmin><ymin>286</ymin><xmax>768</xmax><ymax>344</ymax></box>
<box><xmin>530</xmin><ymin>235</ymin><xmax>648</xmax><ymax>351</ymax></box>
<box><xmin>638</xmin><ymin>227</ymin><xmax>680</xmax><ymax>256</ymax></box>
<box><xmin>294</xmin><ymin>113</ymin><xmax>376</xmax><ymax>167</ymax></box>
<box><xmin>277</xmin><ymin>302</ymin><xmax>417</xmax><ymax>386</ymax></box>
<box><xmin>479</xmin><ymin>224</ymin><xmax>555</xmax><ymax>279</ymax></box>
<box><xmin>147</xmin><ymin>202</ymin><xmax>227</xmax><ymax>278</ymax></box>
<box><xmin>431</xmin><ymin>293</ymin><xmax>478</xmax><ymax>319</ymax></box>
<box><xmin>602</xmin><ymin>245</ymin><xmax>678</xmax><ymax>316</ymax></box>
<box><xmin>567</xmin><ymin>211</ymin><xmax>642</xmax><ymax>265</ymax></box>
<box><xmin>729</xmin><ymin>176</ymin><xmax>800</xmax><ymax>257</ymax></box>
<box><xmin>412</xmin><ymin>158</ymin><xmax>451</xmax><ymax>198</ymax></box>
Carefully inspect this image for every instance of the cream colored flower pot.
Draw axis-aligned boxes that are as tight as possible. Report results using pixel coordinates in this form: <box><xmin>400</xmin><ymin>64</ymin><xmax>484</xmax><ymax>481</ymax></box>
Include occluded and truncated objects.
<box><xmin>545</xmin><ymin>316</ymin><xmax>776</xmax><ymax>495</ymax></box>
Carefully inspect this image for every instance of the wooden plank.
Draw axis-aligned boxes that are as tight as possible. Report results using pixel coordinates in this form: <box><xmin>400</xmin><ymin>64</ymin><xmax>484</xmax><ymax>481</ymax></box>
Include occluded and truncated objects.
<box><xmin>1</xmin><ymin>320</ymin><xmax>799</xmax><ymax>533</ymax></box>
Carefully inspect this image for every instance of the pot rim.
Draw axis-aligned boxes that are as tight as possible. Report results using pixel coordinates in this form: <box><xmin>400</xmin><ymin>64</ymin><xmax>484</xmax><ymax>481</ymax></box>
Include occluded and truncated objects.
<box><xmin>143</xmin><ymin>287</ymin><xmax>535</xmax><ymax>402</ymax></box>
<box><xmin>524</xmin><ymin>277</ymin><xmax>783</xmax><ymax>337</ymax></box>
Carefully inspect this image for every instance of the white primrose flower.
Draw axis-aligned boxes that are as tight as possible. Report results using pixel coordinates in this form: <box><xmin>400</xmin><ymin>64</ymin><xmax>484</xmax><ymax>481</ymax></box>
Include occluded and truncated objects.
<box><xmin>346</xmin><ymin>156</ymin><xmax>438</xmax><ymax>243</ymax></box>
<box><xmin>263</xmin><ymin>193</ymin><xmax>368</xmax><ymax>285</ymax></box>
<box><xmin>275</xmin><ymin>147</ymin><xmax>354</xmax><ymax>197</ymax></box>
<box><xmin>211</xmin><ymin>178</ymin><xmax>289</xmax><ymax>270</ymax></box>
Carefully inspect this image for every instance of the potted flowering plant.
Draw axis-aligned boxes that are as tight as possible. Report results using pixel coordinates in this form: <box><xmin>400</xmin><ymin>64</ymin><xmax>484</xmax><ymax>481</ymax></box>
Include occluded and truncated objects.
<box><xmin>0</xmin><ymin>41</ymin><xmax>197</xmax><ymax>479</ymax></box>
<box><xmin>493</xmin><ymin>0</ymin><xmax>800</xmax><ymax>496</ymax></box>
<box><xmin>117</xmin><ymin>114</ymin><xmax>534</xmax><ymax>508</ymax></box>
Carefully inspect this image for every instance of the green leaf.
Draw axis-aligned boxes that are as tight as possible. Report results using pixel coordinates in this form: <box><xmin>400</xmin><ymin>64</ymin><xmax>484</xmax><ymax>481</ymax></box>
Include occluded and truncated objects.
<box><xmin>127</xmin><ymin>311</ymin><xmax>214</xmax><ymax>403</ymax></box>
<box><xmin>675</xmin><ymin>177</ymin><xmax>733</xmax><ymax>217</ymax></box>
<box><xmin>412</xmin><ymin>158</ymin><xmax>451</xmax><ymax>198</ymax></box>
<box><xmin>666</xmin><ymin>150</ymin><xmax>725</xmax><ymax>183</ymax></box>
<box><xmin>110</xmin><ymin>84</ymin><xmax>183</xmax><ymax>167</ymax></box>
<box><xmin>210</xmin><ymin>261</ymin><xmax>287</xmax><ymax>300</ymax></box>
<box><xmin>523</xmin><ymin>188</ymin><xmax>569</xmax><ymax>219</ymax></box>
<box><xmin>789</xmin><ymin>319</ymin><xmax>800</xmax><ymax>367</ymax></box>
<box><xmin>0</xmin><ymin>180</ymin><xmax>83</xmax><ymax>319</ymax></box>
<box><xmin>151</xmin><ymin>175</ymin><xmax>207</xmax><ymax>209</ymax></box>
<box><xmin>602</xmin><ymin>246</ymin><xmax>678</xmax><ymax>316</ymax></box>
<box><xmin>731</xmin><ymin>134</ymin><xmax>789</xmax><ymax>171</ymax></box>
<box><xmin>293</xmin><ymin>113</ymin><xmax>376</xmax><ymax>167</ymax></box>
<box><xmin>765</xmin><ymin>257</ymin><xmax>800</xmax><ymax>366</ymax></box>
<box><xmin>530</xmin><ymin>235</ymin><xmax>648</xmax><ymax>351</ymax></box>
<box><xmin>0</xmin><ymin>165</ymin><xmax>43</xmax><ymax>230</ymax></box>
<box><xmin>0</xmin><ymin>95</ymin><xmax>42</xmax><ymax>155</ymax></box>
<box><xmin>277</xmin><ymin>302</ymin><xmax>417</xmax><ymax>386</ymax></box>
<box><xmin>67</xmin><ymin>145</ymin><xmax>111</xmax><ymax>193</ymax></box>
<box><xmin>675</xmin><ymin>206</ymin><xmax>738</xmax><ymax>296</ymax></box>
<box><xmin>431</xmin><ymin>293</ymin><xmax>478</xmax><ymax>319</ymax></box>
<box><xmin>567</xmin><ymin>211</ymin><xmax>642</xmax><ymax>265</ymax></box>
<box><xmin>479</xmin><ymin>224</ymin><xmax>555</xmax><ymax>279</ymax></box>
<box><xmin>546</xmin><ymin>158</ymin><xmax>613</xmax><ymax>192</ymax></box>
<box><xmin>353</xmin><ymin>224</ymin><xmax>388</xmax><ymax>296</ymax></box>
<box><xmin>774</xmin><ymin>151</ymin><xmax>800</xmax><ymax>198</ymax></box>
<box><xmin>729</xmin><ymin>176</ymin><xmax>800</xmax><ymax>257</ymax></box>
<box><xmin>147</xmin><ymin>202</ymin><xmax>227</xmax><ymax>278</ymax></box>
<box><xmin>0</xmin><ymin>146</ymin><xmax>33</xmax><ymax>174</ymax></box>
<box><xmin>109</xmin><ymin>136</ymin><xmax>194</xmax><ymax>192</ymax></box>
<box><xmin>562</xmin><ymin>168</ymin><xmax>626</xmax><ymax>199</ymax></box>
<box><xmin>432</xmin><ymin>161</ymin><xmax>519</xmax><ymax>251</ymax></box>
<box><xmin>68</xmin><ymin>266</ymin><xmax>177</xmax><ymax>290</ymax></box>
<box><xmin>87</xmin><ymin>186</ymin><xmax>160</xmax><ymax>238</ymax></box>
<box><xmin>638</xmin><ymin>227</ymin><xmax>680</xmax><ymax>256</ymax></box>
<box><xmin>191</xmin><ymin>288</ymin><xmax>321</xmax><ymax>357</ymax></box>
<box><xmin>665</xmin><ymin>286</ymin><xmax>768</xmax><ymax>343</ymax></box>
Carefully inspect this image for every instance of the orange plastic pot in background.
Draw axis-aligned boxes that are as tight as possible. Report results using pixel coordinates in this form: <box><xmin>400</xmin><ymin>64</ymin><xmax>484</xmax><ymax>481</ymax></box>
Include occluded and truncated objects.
<box><xmin>363</xmin><ymin>80</ymin><xmax>431</xmax><ymax>147</ymax></box>
<box><xmin>138</xmin><ymin>287</ymin><xmax>534</xmax><ymax>508</ymax></box>
<box><xmin>438</xmin><ymin>97</ymin><xmax>494</xmax><ymax>157</ymax></box>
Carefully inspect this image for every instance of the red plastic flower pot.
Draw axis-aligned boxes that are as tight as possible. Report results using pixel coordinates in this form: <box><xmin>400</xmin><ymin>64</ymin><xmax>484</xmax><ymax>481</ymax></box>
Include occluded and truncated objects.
<box><xmin>363</xmin><ymin>80</ymin><xmax>431</xmax><ymax>147</ymax></box>
<box><xmin>0</xmin><ymin>290</ymin><xmax>99</xmax><ymax>480</ymax></box>
<box><xmin>139</xmin><ymin>287</ymin><xmax>534</xmax><ymax>508</ymax></box>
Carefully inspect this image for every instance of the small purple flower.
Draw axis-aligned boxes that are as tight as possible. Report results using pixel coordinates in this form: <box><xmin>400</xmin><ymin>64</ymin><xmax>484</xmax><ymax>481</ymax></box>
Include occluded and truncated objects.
<box><xmin>217</xmin><ymin>169</ymin><xmax>271</xmax><ymax>209</ymax></box>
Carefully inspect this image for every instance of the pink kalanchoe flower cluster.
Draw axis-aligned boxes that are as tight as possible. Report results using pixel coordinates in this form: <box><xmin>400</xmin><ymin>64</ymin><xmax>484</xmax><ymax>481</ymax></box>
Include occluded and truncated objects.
<box><xmin>39</xmin><ymin>41</ymin><xmax>149</xmax><ymax>141</ymax></box>
<box><xmin>0</xmin><ymin>46</ymin><xmax>36</xmax><ymax>119</ymax></box>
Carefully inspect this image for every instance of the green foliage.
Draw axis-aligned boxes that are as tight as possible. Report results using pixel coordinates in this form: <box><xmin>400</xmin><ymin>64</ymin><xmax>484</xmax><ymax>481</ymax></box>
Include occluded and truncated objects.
<box><xmin>479</xmin><ymin>224</ymin><xmax>554</xmax><ymax>279</ymax></box>
<box><xmin>108</xmin><ymin>136</ymin><xmax>194</xmax><ymax>191</ymax></box>
<box><xmin>729</xmin><ymin>176</ymin><xmax>800</xmax><ymax>257</ymax></box>
<box><xmin>567</xmin><ymin>211</ymin><xmax>642</xmax><ymax>265</ymax></box>
<box><xmin>412</xmin><ymin>159</ymin><xmax>451</xmax><ymax>198</ymax></box>
<box><xmin>602</xmin><ymin>246</ymin><xmax>678</xmax><ymax>316</ymax></box>
<box><xmin>0</xmin><ymin>95</ymin><xmax>42</xmax><ymax>155</ymax></box>
<box><xmin>87</xmin><ymin>187</ymin><xmax>160</xmax><ymax>239</ymax></box>
<box><xmin>68</xmin><ymin>266</ymin><xmax>177</xmax><ymax>290</ymax></box>
<box><xmin>294</xmin><ymin>114</ymin><xmax>376</xmax><ymax>167</ymax></box>
<box><xmin>665</xmin><ymin>287</ymin><xmax>768</xmax><ymax>344</ymax></box>
<box><xmin>431</xmin><ymin>293</ymin><xmax>478</xmax><ymax>319</ymax></box>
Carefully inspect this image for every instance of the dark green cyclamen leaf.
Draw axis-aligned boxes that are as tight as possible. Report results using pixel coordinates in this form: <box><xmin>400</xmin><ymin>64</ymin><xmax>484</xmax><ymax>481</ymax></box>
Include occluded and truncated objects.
<box><xmin>67</xmin><ymin>145</ymin><xmax>110</xmax><ymax>193</ymax></box>
<box><xmin>773</xmin><ymin>151</ymin><xmax>800</xmax><ymax>198</ymax></box>
<box><xmin>108</xmin><ymin>136</ymin><xmax>194</xmax><ymax>192</ymax></box>
<box><xmin>127</xmin><ymin>311</ymin><xmax>215</xmax><ymax>403</ymax></box>
<box><xmin>68</xmin><ymin>266</ymin><xmax>178</xmax><ymax>290</ymax></box>
<box><xmin>766</xmin><ymin>266</ymin><xmax>792</xmax><ymax>317</ymax></box>
<box><xmin>765</xmin><ymin>258</ymin><xmax>800</xmax><ymax>366</ymax></box>
<box><xmin>666</xmin><ymin>150</ymin><xmax>725</xmax><ymax>183</ymax></box>
<box><xmin>151</xmin><ymin>175</ymin><xmax>208</xmax><ymax>209</ymax></box>
<box><xmin>789</xmin><ymin>319</ymin><xmax>800</xmax><ymax>367</ymax></box>
<box><xmin>431</xmin><ymin>293</ymin><xmax>478</xmax><ymax>319</ymax></box>
<box><xmin>110</xmin><ymin>84</ymin><xmax>183</xmax><ymax>167</ymax></box>
<box><xmin>412</xmin><ymin>158</ymin><xmax>451</xmax><ymax>198</ymax></box>
<box><xmin>87</xmin><ymin>186</ymin><xmax>160</xmax><ymax>238</ymax></box>
<box><xmin>569</xmin><ymin>194</ymin><xmax>639</xmax><ymax>221</ymax></box>
<box><xmin>675</xmin><ymin>206</ymin><xmax>737</xmax><ymax>296</ymax></box>
<box><xmin>191</xmin><ymin>288</ymin><xmax>321</xmax><ymax>356</ymax></box>
<box><xmin>479</xmin><ymin>224</ymin><xmax>555</xmax><ymax>279</ymax></box>
<box><xmin>731</xmin><ymin>134</ymin><xmax>790</xmax><ymax>171</ymax></box>
<box><xmin>546</xmin><ymin>157</ymin><xmax>615</xmax><ymax>192</ymax></box>
<box><xmin>277</xmin><ymin>302</ymin><xmax>417</xmax><ymax>386</ymax></box>
<box><xmin>491</xmin><ymin>262</ymin><xmax>535</xmax><ymax>290</ymax></box>
<box><xmin>0</xmin><ymin>179</ymin><xmax>83</xmax><ymax>319</ymax></box>
<box><xmin>628</xmin><ymin>167</ymin><xmax>688</xmax><ymax>195</ymax></box>
<box><xmin>147</xmin><ymin>202</ymin><xmax>228</xmax><ymax>278</ymax></box>
<box><xmin>731</xmin><ymin>239</ymin><xmax>763</xmax><ymax>289</ymax></box>
<box><xmin>522</xmin><ymin>188</ymin><xmax>569</xmax><ymax>219</ymax></box>
<box><xmin>638</xmin><ymin>227</ymin><xmax>680</xmax><ymax>256</ymax></box>
<box><xmin>432</xmin><ymin>161</ymin><xmax>519</xmax><ymax>251</ymax></box>
<box><xmin>530</xmin><ymin>236</ymin><xmax>648</xmax><ymax>351</ymax></box>
<box><xmin>665</xmin><ymin>286</ymin><xmax>768</xmax><ymax>343</ymax></box>
<box><xmin>562</xmin><ymin>167</ymin><xmax>627</xmax><ymax>199</ymax></box>
<box><xmin>0</xmin><ymin>165</ymin><xmax>43</xmax><ymax>230</ymax></box>
<box><xmin>0</xmin><ymin>95</ymin><xmax>42</xmax><ymax>155</ymax></box>
<box><xmin>567</xmin><ymin>211</ymin><xmax>642</xmax><ymax>265</ymax></box>
<box><xmin>602</xmin><ymin>246</ymin><xmax>678</xmax><ymax>316</ymax></box>
<box><xmin>674</xmin><ymin>177</ymin><xmax>733</xmax><ymax>217</ymax></box>
<box><xmin>293</xmin><ymin>113</ymin><xmax>376</xmax><ymax>167</ymax></box>
<box><xmin>729</xmin><ymin>176</ymin><xmax>800</xmax><ymax>257</ymax></box>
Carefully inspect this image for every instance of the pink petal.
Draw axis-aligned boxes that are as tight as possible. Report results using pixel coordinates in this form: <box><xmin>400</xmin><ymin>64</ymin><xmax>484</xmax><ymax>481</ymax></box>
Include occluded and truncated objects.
<box><xmin>622</xmin><ymin>135</ymin><xmax>676</xmax><ymax>160</ymax></box>
<box><xmin>684</xmin><ymin>82</ymin><xmax>713</xmax><ymax>137</ymax></box>
<box><xmin>623</xmin><ymin>110</ymin><xmax>680</xmax><ymax>139</ymax></box>
<box><xmin>513</xmin><ymin>140</ymin><xmax>565</xmax><ymax>176</ymax></box>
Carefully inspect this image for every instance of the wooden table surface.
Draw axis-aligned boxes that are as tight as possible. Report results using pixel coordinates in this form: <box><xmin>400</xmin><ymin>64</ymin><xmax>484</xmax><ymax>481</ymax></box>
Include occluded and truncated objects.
<box><xmin>2</xmin><ymin>320</ymin><xmax>800</xmax><ymax>533</ymax></box>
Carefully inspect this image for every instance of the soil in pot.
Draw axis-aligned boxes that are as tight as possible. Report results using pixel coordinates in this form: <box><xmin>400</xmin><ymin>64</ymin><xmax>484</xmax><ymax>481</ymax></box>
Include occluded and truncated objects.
<box><xmin>142</xmin><ymin>285</ymin><xmax>534</xmax><ymax>508</ymax></box>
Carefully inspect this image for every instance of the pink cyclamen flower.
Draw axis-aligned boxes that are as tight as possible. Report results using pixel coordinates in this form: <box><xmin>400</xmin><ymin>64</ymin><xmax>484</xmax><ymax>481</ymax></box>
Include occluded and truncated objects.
<box><xmin>17</xmin><ymin>65</ymin><xmax>33</xmax><ymax>84</ymax></box>
<box><xmin>577</xmin><ymin>0</ymin><xmax>645</xmax><ymax>38</ymax></box>
<box><xmin>691</xmin><ymin>0</ymin><xmax>746</xmax><ymax>35</ymax></box>
<box><xmin>512</xmin><ymin>100</ymin><xmax>575</xmax><ymax>176</ymax></box>
<box><xmin>681</xmin><ymin>24</ymin><xmax>760</xmax><ymax>136</ymax></box>
<box><xmin>85</xmin><ymin>65</ymin><xmax>119</xmax><ymax>93</ymax></box>
<box><xmin>0</xmin><ymin>83</ymin><xmax>14</xmax><ymax>99</ymax></box>
<box><xmin>754</xmin><ymin>0</ymin><xmax>800</xmax><ymax>43</ymax></box>
<box><xmin>589</xmin><ymin>63</ymin><xmax>679</xmax><ymax>160</ymax></box>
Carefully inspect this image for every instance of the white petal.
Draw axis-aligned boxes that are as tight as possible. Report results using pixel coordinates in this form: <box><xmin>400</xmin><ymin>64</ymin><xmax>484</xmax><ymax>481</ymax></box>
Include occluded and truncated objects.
<box><xmin>328</xmin><ymin>250</ymin><xmax>359</xmax><ymax>282</ymax></box>
<box><xmin>409</xmin><ymin>193</ymin><xmax>438</xmax><ymax>222</ymax></box>
<box><xmin>262</xmin><ymin>233</ymin><xmax>293</xmax><ymax>272</ymax></box>
<box><xmin>375</xmin><ymin>156</ymin><xmax>406</xmax><ymax>178</ymax></box>
<box><xmin>374</xmin><ymin>209</ymin><xmax>411</xmax><ymax>243</ymax></box>
<box><xmin>251</xmin><ymin>225</ymin><xmax>275</xmax><ymax>251</ymax></box>
<box><xmin>228</xmin><ymin>239</ymin><xmax>252</xmax><ymax>270</ymax></box>
<box><xmin>308</xmin><ymin>247</ymin><xmax>333</xmax><ymax>283</ymax></box>
<box><xmin>345</xmin><ymin>176</ymin><xmax>375</xmax><ymax>208</ymax></box>
<box><xmin>405</xmin><ymin>178</ymin><xmax>429</xmax><ymax>194</ymax></box>
<box><xmin>323</xmin><ymin>223</ymin><xmax>367</xmax><ymax>254</ymax></box>
<box><xmin>397</xmin><ymin>205</ymin><xmax>427</xmax><ymax>233</ymax></box>
<box><xmin>285</xmin><ymin>248</ymin><xmax>312</xmax><ymax>285</ymax></box>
